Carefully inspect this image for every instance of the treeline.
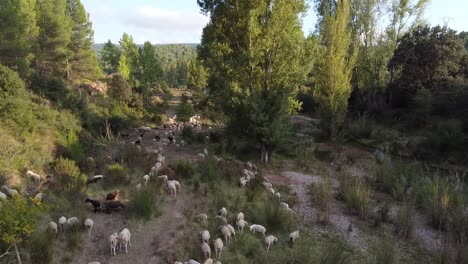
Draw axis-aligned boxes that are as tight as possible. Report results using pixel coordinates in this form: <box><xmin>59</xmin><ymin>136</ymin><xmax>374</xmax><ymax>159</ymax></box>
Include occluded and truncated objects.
<box><xmin>98</xmin><ymin>40</ymin><xmax>197</xmax><ymax>89</ymax></box>
<box><xmin>196</xmin><ymin>0</ymin><xmax>468</xmax><ymax>163</ymax></box>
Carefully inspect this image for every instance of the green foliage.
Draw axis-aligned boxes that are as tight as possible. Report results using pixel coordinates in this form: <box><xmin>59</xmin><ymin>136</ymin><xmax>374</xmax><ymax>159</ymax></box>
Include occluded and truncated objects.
<box><xmin>0</xmin><ymin>0</ymin><xmax>37</xmax><ymax>78</ymax></box>
<box><xmin>100</xmin><ymin>40</ymin><xmax>121</xmax><ymax>74</ymax></box>
<box><xmin>340</xmin><ymin>174</ymin><xmax>371</xmax><ymax>219</ymax></box>
<box><xmin>118</xmin><ymin>54</ymin><xmax>131</xmax><ymax>80</ymax></box>
<box><xmin>104</xmin><ymin>163</ymin><xmax>129</xmax><ymax>186</ymax></box>
<box><xmin>176</xmin><ymin>103</ymin><xmax>195</xmax><ymax>123</ymax></box>
<box><xmin>0</xmin><ymin>196</ymin><xmax>45</xmax><ymax>245</ymax></box>
<box><xmin>313</xmin><ymin>177</ymin><xmax>334</xmax><ymax>224</ymax></box>
<box><xmin>394</xmin><ymin>199</ymin><xmax>414</xmax><ymax>239</ymax></box>
<box><xmin>372</xmin><ymin>160</ymin><xmax>420</xmax><ymax>200</ymax></box>
<box><xmin>64</xmin><ymin>131</ymin><xmax>85</xmax><ymax>161</ymax></box>
<box><xmin>138</xmin><ymin>41</ymin><xmax>164</xmax><ymax>97</ymax></box>
<box><xmin>347</xmin><ymin>116</ymin><xmax>373</xmax><ymax>139</ymax></box>
<box><xmin>128</xmin><ymin>188</ymin><xmax>162</xmax><ymax>221</ymax></box>
<box><xmin>425</xmin><ymin>119</ymin><xmax>464</xmax><ymax>154</ymax></box>
<box><xmin>54</xmin><ymin>157</ymin><xmax>87</xmax><ymax>191</ymax></box>
<box><xmin>0</xmin><ymin>64</ymin><xmax>27</xmax><ymax>98</ymax></box>
<box><xmin>187</xmin><ymin>56</ymin><xmax>208</xmax><ymax>92</ymax></box>
<box><xmin>118</xmin><ymin>33</ymin><xmax>139</xmax><ymax>84</ymax></box>
<box><xmin>173</xmin><ymin>160</ymin><xmax>195</xmax><ymax>179</ymax></box>
<box><xmin>27</xmin><ymin>230</ymin><xmax>55</xmax><ymax>264</ymax></box>
<box><xmin>412</xmin><ymin>88</ymin><xmax>432</xmax><ymax>122</ymax></box>
<box><xmin>107</xmin><ymin>74</ymin><xmax>132</xmax><ymax>102</ymax></box>
<box><xmin>313</xmin><ymin>0</ymin><xmax>358</xmax><ymax>138</ymax></box>
<box><xmin>368</xmin><ymin>233</ymin><xmax>399</xmax><ymax>264</ymax></box>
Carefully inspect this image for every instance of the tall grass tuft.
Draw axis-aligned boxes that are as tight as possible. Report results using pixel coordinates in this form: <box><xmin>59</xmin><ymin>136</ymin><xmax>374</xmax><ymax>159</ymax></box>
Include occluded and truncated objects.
<box><xmin>313</xmin><ymin>177</ymin><xmax>333</xmax><ymax>224</ymax></box>
<box><xmin>394</xmin><ymin>199</ymin><xmax>414</xmax><ymax>239</ymax></box>
<box><xmin>104</xmin><ymin>163</ymin><xmax>130</xmax><ymax>186</ymax></box>
<box><xmin>128</xmin><ymin>188</ymin><xmax>161</xmax><ymax>221</ymax></box>
<box><xmin>367</xmin><ymin>232</ymin><xmax>398</xmax><ymax>264</ymax></box>
<box><xmin>173</xmin><ymin>160</ymin><xmax>195</xmax><ymax>179</ymax></box>
<box><xmin>340</xmin><ymin>174</ymin><xmax>371</xmax><ymax>219</ymax></box>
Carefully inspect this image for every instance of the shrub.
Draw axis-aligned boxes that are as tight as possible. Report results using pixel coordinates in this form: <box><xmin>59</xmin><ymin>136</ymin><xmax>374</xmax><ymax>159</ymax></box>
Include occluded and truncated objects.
<box><xmin>394</xmin><ymin>199</ymin><xmax>414</xmax><ymax>238</ymax></box>
<box><xmin>173</xmin><ymin>160</ymin><xmax>195</xmax><ymax>179</ymax></box>
<box><xmin>104</xmin><ymin>163</ymin><xmax>130</xmax><ymax>186</ymax></box>
<box><xmin>128</xmin><ymin>188</ymin><xmax>161</xmax><ymax>221</ymax></box>
<box><xmin>27</xmin><ymin>229</ymin><xmax>55</xmax><ymax>264</ymax></box>
<box><xmin>107</xmin><ymin>74</ymin><xmax>132</xmax><ymax>102</ymax></box>
<box><xmin>176</xmin><ymin>103</ymin><xmax>194</xmax><ymax>122</ymax></box>
<box><xmin>368</xmin><ymin>232</ymin><xmax>398</xmax><ymax>264</ymax></box>
<box><xmin>197</xmin><ymin>157</ymin><xmax>223</xmax><ymax>184</ymax></box>
<box><xmin>313</xmin><ymin>177</ymin><xmax>333</xmax><ymax>224</ymax></box>
<box><xmin>347</xmin><ymin>116</ymin><xmax>373</xmax><ymax>139</ymax></box>
<box><xmin>426</xmin><ymin>119</ymin><xmax>464</xmax><ymax>153</ymax></box>
<box><xmin>0</xmin><ymin>64</ymin><xmax>26</xmax><ymax>98</ymax></box>
<box><xmin>54</xmin><ymin>157</ymin><xmax>87</xmax><ymax>191</ymax></box>
<box><xmin>64</xmin><ymin>131</ymin><xmax>86</xmax><ymax>162</ymax></box>
<box><xmin>340</xmin><ymin>175</ymin><xmax>371</xmax><ymax>219</ymax></box>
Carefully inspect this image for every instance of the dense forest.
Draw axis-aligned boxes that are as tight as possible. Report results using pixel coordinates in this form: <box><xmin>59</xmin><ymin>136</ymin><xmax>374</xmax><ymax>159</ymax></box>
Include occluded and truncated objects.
<box><xmin>1</xmin><ymin>0</ymin><xmax>468</xmax><ymax>263</ymax></box>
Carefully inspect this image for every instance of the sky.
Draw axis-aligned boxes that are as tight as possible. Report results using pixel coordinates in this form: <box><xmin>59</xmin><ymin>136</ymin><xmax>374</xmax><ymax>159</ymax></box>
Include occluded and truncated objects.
<box><xmin>82</xmin><ymin>0</ymin><xmax>468</xmax><ymax>44</ymax></box>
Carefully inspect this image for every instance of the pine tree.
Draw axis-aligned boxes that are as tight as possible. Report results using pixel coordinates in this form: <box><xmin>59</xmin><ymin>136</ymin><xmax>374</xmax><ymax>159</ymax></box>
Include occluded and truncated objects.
<box><xmin>313</xmin><ymin>0</ymin><xmax>358</xmax><ymax>138</ymax></box>
<box><xmin>119</xmin><ymin>33</ymin><xmax>139</xmax><ymax>84</ymax></box>
<box><xmin>35</xmin><ymin>0</ymin><xmax>72</xmax><ymax>78</ymax></box>
<box><xmin>138</xmin><ymin>41</ymin><xmax>163</xmax><ymax>97</ymax></box>
<box><xmin>101</xmin><ymin>40</ymin><xmax>121</xmax><ymax>74</ymax></box>
<box><xmin>0</xmin><ymin>0</ymin><xmax>38</xmax><ymax>79</ymax></box>
<box><xmin>118</xmin><ymin>54</ymin><xmax>130</xmax><ymax>80</ymax></box>
<box><xmin>198</xmin><ymin>0</ymin><xmax>309</xmax><ymax>163</ymax></box>
<box><xmin>187</xmin><ymin>56</ymin><xmax>208</xmax><ymax>92</ymax></box>
<box><xmin>66</xmin><ymin>0</ymin><xmax>101</xmax><ymax>83</ymax></box>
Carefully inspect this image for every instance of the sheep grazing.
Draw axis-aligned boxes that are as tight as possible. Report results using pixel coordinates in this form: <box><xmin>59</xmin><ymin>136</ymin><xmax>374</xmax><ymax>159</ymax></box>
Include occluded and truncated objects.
<box><xmin>185</xmin><ymin>260</ymin><xmax>200</xmax><ymax>264</ymax></box>
<box><xmin>1</xmin><ymin>186</ymin><xmax>19</xmax><ymax>197</ymax></box>
<box><xmin>84</xmin><ymin>218</ymin><xmax>94</xmax><ymax>237</ymax></box>
<box><xmin>267</xmin><ymin>187</ymin><xmax>275</xmax><ymax>195</ymax></box>
<box><xmin>58</xmin><ymin>216</ymin><xmax>67</xmax><ymax>232</ymax></box>
<box><xmin>197</xmin><ymin>213</ymin><xmax>208</xmax><ymax>225</ymax></box>
<box><xmin>246</xmin><ymin>161</ymin><xmax>253</xmax><ymax>171</ymax></box>
<box><xmin>203</xmin><ymin>259</ymin><xmax>213</xmax><ymax>264</ymax></box>
<box><xmin>249</xmin><ymin>224</ymin><xmax>266</xmax><ymax>237</ymax></box>
<box><xmin>136</xmin><ymin>183</ymin><xmax>142</xmax><ymax>190</ymax></box>
<box><xmin>236</xmin><ymin>219</ymin><xmax>248</xmax><ymax>232</ymax></box>
<box><xmin>85</xmin><ymin>198</ymin><xmax>102</xmax><ymax>213</ymax></box>
<box><xmin>265</xmin><ymin>235</ymin><xmax>278</xmax><ymax>253</ymax></box>
<box><xmin>213</xmin><ymin>238</ymin><xmax>224</xmax><ymax>259</ymax></box>
<box><xmin>143</xmin><ymin>174</ymin><xmax>150</xmax><ymax>186</ymax></box>
<box><xmin>167</xmin><ymin>181</ymin><xmax>178</xmax><ymax>198</ymax></box>
<box><xmin>106</xmin><ymin>189</ymin><xmax>119</xmax><ymax>201</ymax></box>
<box><xmin>200</xmin><ymin>230</ymin><xmax>210</xmax><ymax>243</ymax></box>
<box><xmin>34</xmin><ymin>192</ymin><xmax>45</xmax><ymax>202</ymax></box>
<box><xmin>197</xmin><ymin>153</ymin><xmax>205</xmax><ymax>159</ymax></box>
<box><xmin>239</xmin><ymin>177</ymin><xmax>247</xmax><ymax>188</ymax></box>
<box><xmin>289</xmin><ymin>230</ymin><xmax>299</xmax><ymax>245</ymax></box>
<box><xmin>218</xmin><ymin>207</ymin><xmax>227</xmax><ymax>217</ymax></box>
<box><xmin>280</xmin><ymin>202</ymin><xmax>291</xmax><ymax>210</ymax></box>
<box><xmin>48</xmin><ymin>221</ymin><xmax>58</xmax><ymax>234</ymax></box>
<box><xmin>220</xmin><ymin>226</ymin><xmax>232</xmax><ymax>244</ymax></box>
<box><xmin>118</xmin><ymin>228</ymin><xmax>132</xmax><ymax>253</ymax></box>
<box><xmin>0</xmin><ymin>191</ymin><xmax>6</xmax><ymax>200</ymax></box>
<box><xmin>226</xmin><ymin>224</ymin><xmax>236</xmax><ymax>240</ymax></box>
<box><xmin>201</xmin><ymin>241</ymin><xmax>211</xmax><ymax>259</ymax></box>
<box><xmin>104</xmin><ymin>200</ymin><xmax>125</xmax><ymax>214</ymax></box>
<box><xmin>262</xmin><ymin>182</ymin><xmax>273</xmax><ymax>189</ymax></box>
<box><xmin>275</xmin><ymin>192</ymin><xmax>281</xmax><ymax>201</ymax></box>
<box><xmin>86</xmin><ymin>175</ymin><xmax>103</xmax><ymax>185</ymax></box>
<box><xmin>26</xmin><ymin>170</ymin><xmax>41</xmax><ymax>184</ymax></box>
<box><xmin>88</xmin><ymin>262</ymin><xmax>101</xmax><ymax>264</ymax></box>
<box><xmin>180</xmin><ymin>140</ymin><xmax>185</xmax><ymax>147</ymax></box>
<box><xmin>204</xmin><ymin>148</ymin><xmax>209</xmax><ymax>156</ymax></box>
<box><xmin>67</xmin><ymin>217</ymin><xmax>80</xmax><ymax>226</ymax></box>
<box><xmin>215</xmin><ymin>215</ymin><xmax>227</xmax><ymax>225</ymax></box>
<box><xmin>236</xmin><ymin>212</ymin><xmax>244</xmax><ymax>221</ymax></box>
<box><xmin>158</xmin><ymin>175</ymin><xmax>168</xmax><ymax>184</ymax></box>
<box><xmin>109</xmin><ymin>232</ymin><xmax>119</xmax><ymax>256</ymax></box>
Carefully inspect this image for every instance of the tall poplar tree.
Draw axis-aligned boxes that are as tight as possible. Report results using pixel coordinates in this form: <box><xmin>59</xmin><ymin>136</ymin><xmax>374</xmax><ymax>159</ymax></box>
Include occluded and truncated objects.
<box><xmin>313</xmin><ymin>0</ymin><xmax>358</xmax><ymax>138</ymax></box>
<box><xmin>138</xmin><ymin>41</ymin><xmax>163</xmax><ymax>97</ymax></box>
<box><xmin>198</xmin><ymin>0</ymin><xmax>310</xmax><ymax>163</ymax></box>
<box><xmin>101</xmin><ymin>40</ymin><xmax>121</xmax><ymax>74</ymax></box>
<box><xmin>35</xmin><ymin>0</ymin><xmax>72</xmax><ymax>78</ymax></box>
<box><xmin>119</xmin><ymin>33</ymin><xmax>139</xmax><ymax>85</ymax></box>
<box><xmin>66</xmin><ymin>0</ymin><xmax>101</xmax><ymax>83</ymax></box>
<box><xmin>0</xmin><ymin>0</ymin><xmax>38</xmax><ymax>79</ymax></box>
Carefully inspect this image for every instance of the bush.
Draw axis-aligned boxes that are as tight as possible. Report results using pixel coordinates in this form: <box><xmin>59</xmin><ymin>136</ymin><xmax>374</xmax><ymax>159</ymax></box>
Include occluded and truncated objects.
<box><xmin>128</xmin><ymin>188</ymin><xmax>161</xmax><ymax>221</ymax></box>
<box><xmin>173</xmin><ymin>160</ymin><xmax>195</xmax><ymax>179</ymax></box>
<box><xmin>340</xmin><ymin>174</ymin><xmax>371</xmax><ymax>219</ymax></box>
<box><xmin>368</xmin><ymin>232</ymin><xmax>399</xmax><ymax>264</ymax></box>
<box><xmin>107</xmin><ymin>74</ymin><xmax>132</xmax><ymax>102</ymax></box>
<box><xmin>394</xmin><ymin>199</ymin><xmax>414</xmax><ymax>238</ymax></box>
<box><xmin>104</xmin><ymin>163</ymin><xmax>130</xmax><ymax>186</ymax></box>
<box><xmin>27</xmin><ymin>229</ymin><xmax>55</xmax><ymax>264</ymax></box>
<box><xmin>64</xmin><ymin>131</ymin><xmax>86</xmax><ymax>162</ymax></box>
<box><xmin>0</xmin><ymin>64</ymin><xmax>26</xmax><ymax>98</ymax></box>
<box><xmin>176</xmin><ymin>103</ymin><xmax>194</xmax><ymax>122</ymax></box>
<box><xmin>425</xmin><ymin>119</ymin><xmax>464</xmax><ymax>153</ymax></box>
<box><xmin>313</xmin><ymin>177</ymin><xmax>333</xmax><ymax>224</ymax></box>
<box><xmin>372</xmin><ymin>160</ymin><xmax>420</xmax><ymax>200</ymax></box>
<box><xmin>54</xmin><ymin>157</ymin><xmax>87</xmax><ymax>191</ymax></box>
<box><xmin>347</xmin><ymin>116</ymin><xmax>373</xmax><ymax>139</ymax></box>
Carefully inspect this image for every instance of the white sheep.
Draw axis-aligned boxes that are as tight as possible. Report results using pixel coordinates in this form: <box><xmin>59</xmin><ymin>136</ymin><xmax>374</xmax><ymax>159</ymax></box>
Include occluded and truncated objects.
<box><xmin>226</xmin><ymin>224</ymin><xmax>236</xmax><ymax>240</ymax></box>
<box><xmin>1</xmin><ymin>186</ymin><xmax>18</xmax><ymax>197</ymax></box>
<box><xmin>67</xmin><ymin>217</ymin><xmax>79</xmax><ymax>226</ymax></box>
<box><xmin>203</xmin><ymin>258</ymin><xmax>213</xmax><ymax>264</ymax></box>
<box><xmin>109</xmin><ymin>232</ymin><xmax>119</xmax><ymax>256</ymax></box>
<box><xmin>246</xmin><ymin>161</ymin><xmax>253</xmax><ymax>171</ymax></box>
<box><xmin>289</xmin><ymin>230</ymin><xmax>299</xmax><ymax>244</ymax></box>
<box><xmin>143</xmin><ymin>174</ymin><xmax>150</xmax><ymax>186</ymax></box>
<box><xmin>265</xmin><ymin>235</ymin><xmax>278</xmax><ymax>253</ymax></box>
<box><xmin>201</xmin><ymin>241</ymin><xmax>211</xmax><ymax>259</ymax></box>
<box><xmin>213</xmin><ymin>238</ymin><xmax>224</xmax><ymax>259</ymax></box>
<box><xmin>198</xmin><ymin>153</ymin><xmax>205</xmax><ymax>159</ymax></box>
<box><xmin>185</xmin><ymin>260</ymin><xmax>200</xmax><ymax>264</ymax></box>
<box><xmin>204</xmin><ymin>148</ymin><xmax>208</xmax><ymax>156</ymax></box>
<box><xmin>34</xmin><ymin>192</ymin><xmax>45</xmax><ymax>202</ymax></box>
<box><xmin>218</xmin><ymin>207</ymin><xmax>227</xmax><ymax>217</ymax></box>
<box><xmin>267</xmin><ymin>187</ymin><xmax>275</xmax><ymax>195</ymax></box>
<box><xmin>200</xmin><ymin>230</ymin><xmax>210</xmax><ymax>243</ymax></box>
<box><xmin>180</xmin><ymin>140</ymin><xmax>185</xmax><ymax>147</ymax></box>
<box><xmin>280</xmin><ymin>202</ymin><xmax>291</xmax><ymax>211</ymax></box>
<box><xmin>197</xmin><ymin>213</ymin><xmax>208</xmax><ymax>225</ymax></box>
<box><xmin>136</xmin><ymin>183</ymin><xmax>142</xmax><ymax>190</ymax></box>
<box><xmin>236</xmin><ymin>219</ymin><xmax>248</xmax><ymax>232</ymax></box>
<box><xmin>239</xmin><ymin>177</ymin><xmax>247</xmax><ymax>188</ymax></box>
<box><xmin>220</xmin><ymin>226</ymin><xmax>232</xmax><ymax>244</ymax></box>
<box><xmin>262</xmin><ymin>182</ymin><xmax>273</xmax><ymax>189</ymax></box>
<box><xmin>167</xmin><ymin>181</ymin><xmax>178</xmax><ymax>198</ymax></box>
<box><xmin>158</xmin><ymin>175</ymin><xmax>168</xmax><ymax>184</ymax></box>
<box><xmin>84</xmin><ymin>218</ymin><xmax>94</xmax><ymax>237</ymax></box>
<box><xmin>118</xmin><ymin>228</ymin><xmax>132</xmax><ymax>253</ymax></box>
<box><xmin>58</xmin><ymin>216</ymin><xmax>67</xmax><ymax>232</ymax></box>
<box><xmin>275</xmin><ymin>192</ymin><xmax>281</xmax><ymax>201</ymax></box>
<box><xmin>48</xmin><ymin>221</ymin><xmax>58</xmax><ymax>234</ymax></box>
<box><xmin>0</xmin><ymin>191</ymin><xmax>6</xmax><ymax>200</ymax></box>
<box><xmin>249</xmin><ymin>224</ymin><xmax>266</xmax><ymax>237</ymax></box>
<box><xmin>26</xmin><ymin>170</ymin><xmax>41</xmax><ymax>184</ymax></box>
<box><xmin>88</xmin><ymin>262</ymin><xmax>101</xmax><ymax>264</ymax></box>
<box><xmin>236</xmin><ymin>212</ymin><xmax>244</xmax><ymax>221</ymax></box>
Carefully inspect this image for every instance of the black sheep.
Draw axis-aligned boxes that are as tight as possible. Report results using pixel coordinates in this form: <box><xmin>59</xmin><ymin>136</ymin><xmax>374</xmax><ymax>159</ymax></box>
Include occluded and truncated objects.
<box><xmin>85</xmin><ymin>198</ymin><xmax>102</xmax><ymax>213</ymax></box>
<box><xmin>104</xmin><ymin>200</ymin><xmax>125</xmax><ymax>214</ymax></box>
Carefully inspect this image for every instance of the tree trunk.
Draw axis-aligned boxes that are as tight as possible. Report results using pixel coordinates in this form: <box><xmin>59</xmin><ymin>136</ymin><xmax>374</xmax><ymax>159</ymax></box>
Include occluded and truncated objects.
<box><xmin>261</xmin><ymin>144</ymin><xmax>270</xmax><ymax>164</ymax></box>
<box><xmin>14</xmin><ymin>244</ymin><xmax>22</xmax><ymax>264</ymax></box>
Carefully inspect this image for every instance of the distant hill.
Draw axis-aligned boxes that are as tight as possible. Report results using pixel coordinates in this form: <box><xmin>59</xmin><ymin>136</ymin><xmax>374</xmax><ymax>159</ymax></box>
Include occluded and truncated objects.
<box><xmin>93</xmin><ymin>43</ymin><xmax>198</xmax><ymax>56</ymax></box>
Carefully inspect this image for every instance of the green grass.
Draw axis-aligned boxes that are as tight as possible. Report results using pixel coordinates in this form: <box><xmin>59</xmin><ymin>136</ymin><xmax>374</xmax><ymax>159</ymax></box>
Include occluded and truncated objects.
<box><xmin>128</xmin><ymin>187</ymin><xmax>162</xmax><ymax>221</ymax></box>
<box><xmin>312</xmin><ymin>177</ymin><xmax>334</xmax><ymax>224</ymax></box>
<box><xmin>340</xmin><ymin>173</ymin><xmax>371</xmax><ymax>220</ymax></box>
